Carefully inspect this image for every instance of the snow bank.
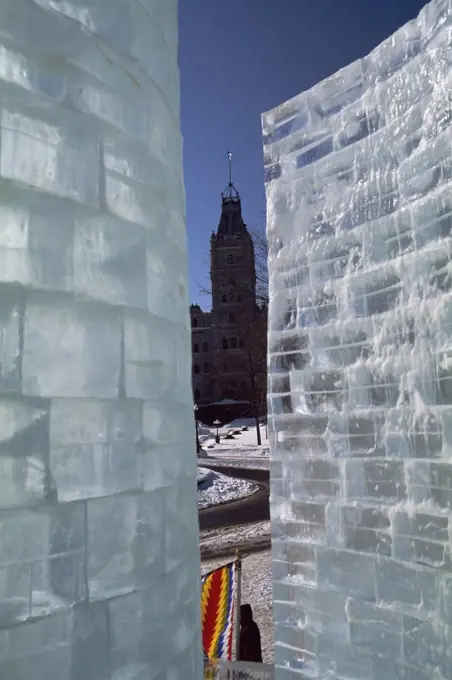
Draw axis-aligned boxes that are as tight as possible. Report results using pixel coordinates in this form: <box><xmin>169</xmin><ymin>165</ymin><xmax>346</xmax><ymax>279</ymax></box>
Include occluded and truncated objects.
<box><xmin>197</xmin><ymin>467</ymin><xmax>258</xmax><ymax>509</ymax></box>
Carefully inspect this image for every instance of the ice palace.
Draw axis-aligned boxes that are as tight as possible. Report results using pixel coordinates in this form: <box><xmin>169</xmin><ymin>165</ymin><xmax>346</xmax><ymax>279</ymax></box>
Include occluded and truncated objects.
<box><xmin>1</xmin><ymin>0</ymin><xmax>452</xmax><ymax>679</ymax></box>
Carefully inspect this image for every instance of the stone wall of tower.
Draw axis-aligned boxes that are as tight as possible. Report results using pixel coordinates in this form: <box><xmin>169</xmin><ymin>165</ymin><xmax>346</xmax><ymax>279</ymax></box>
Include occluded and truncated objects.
<box><xmin>210</xmin><ymin>231</ymin><xmax>257</xmax><ymax>313</ymax></box>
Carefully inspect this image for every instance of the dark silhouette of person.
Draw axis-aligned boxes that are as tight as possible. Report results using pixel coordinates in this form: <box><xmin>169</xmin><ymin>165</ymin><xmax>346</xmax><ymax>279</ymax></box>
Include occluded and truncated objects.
<box><xmin>239</xmin><ymin>603</ymin><xmax>263</xmax><ymax>663</ymax></box>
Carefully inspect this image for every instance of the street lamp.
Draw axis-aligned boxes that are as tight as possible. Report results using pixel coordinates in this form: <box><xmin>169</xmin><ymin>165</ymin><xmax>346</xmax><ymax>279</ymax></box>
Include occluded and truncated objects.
<box><xmin>213</xmin><ymin>419</ymin><xmax>221</xmax><ymax>444</ymax></box>
<box><xmin>194</xmin><ymin>404</ymin><xmax>200</xmax><ymax>454</ymax></box>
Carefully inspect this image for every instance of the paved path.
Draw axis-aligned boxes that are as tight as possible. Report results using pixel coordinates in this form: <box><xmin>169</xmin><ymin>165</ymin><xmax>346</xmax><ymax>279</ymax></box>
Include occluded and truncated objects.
<box><xmin>198</xmin><ymin>464</ymin><xmax>270</xmax><ymax>530</ymax></box>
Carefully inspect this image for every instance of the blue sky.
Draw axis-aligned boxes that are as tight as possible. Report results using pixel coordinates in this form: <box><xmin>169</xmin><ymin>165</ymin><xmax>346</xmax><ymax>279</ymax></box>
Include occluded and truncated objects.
<box><xmin>179</xmin><ymin>0</ymin><xmax>426</xmax><ymax>308</ymax></box>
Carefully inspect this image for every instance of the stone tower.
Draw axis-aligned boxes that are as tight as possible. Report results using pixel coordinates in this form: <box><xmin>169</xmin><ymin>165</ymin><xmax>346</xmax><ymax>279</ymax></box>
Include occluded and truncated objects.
<box><xmin>191</xmin><ymin>154</ymin><xmax>266</xmax><ymax>423</ymax></box>
<box><xmin>210</xmin><ymin>176</ymin><xmax>257</xmax><ymax>316</ymax></box>
<box><xmin>209</xmin><ymin>156</ymin><xmax>266</xmax><ymax>407</ymax></box>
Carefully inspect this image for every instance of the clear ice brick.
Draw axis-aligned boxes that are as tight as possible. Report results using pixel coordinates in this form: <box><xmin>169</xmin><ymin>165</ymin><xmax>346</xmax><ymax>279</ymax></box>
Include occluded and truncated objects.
<box><xmin>22</xmin><ymin>299</ymin><xmax>122</xmax><ymax>399</ymax></box>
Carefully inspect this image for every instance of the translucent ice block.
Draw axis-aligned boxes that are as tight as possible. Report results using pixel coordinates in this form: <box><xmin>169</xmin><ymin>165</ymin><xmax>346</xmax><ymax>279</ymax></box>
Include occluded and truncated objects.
<box><xmin>263</xmin><ymin>1</ymin><xmax>452</xmax><ymax>678</ymax></box>
<box><xmin>0</xmin><ymin>1</ymin><xmax>201</xmax><ymax>679</ymax></box>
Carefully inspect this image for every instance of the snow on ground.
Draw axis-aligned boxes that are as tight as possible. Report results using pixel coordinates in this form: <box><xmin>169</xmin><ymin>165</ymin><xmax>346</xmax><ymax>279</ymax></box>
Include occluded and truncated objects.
<box><xmin>204</xmin><ymin>456</ymin><xmax>269</xmax><ymax>470</ymax></box>
<box><xmin>202</xmin><ymin>547</ymin><xmax>274</xmax><ymax>663</ymax></box>
<box><xmin>200</xmin><ymin>520</ymin><xmax>271</xmax><ymax>557</ymax></box>
<box><xmin>197</xmin><ymin>468</ymin><xmax>210</xmax><ymax>484</ymax></box>
<box><xmin>197</xmin><ymin>467</ymin><xmax>258</xmax><ymax>509</ymax></box>
<box><xmin>198</xmin><ymin>419</ymin><xmax>270</xmax><ymax>470</ymax></box>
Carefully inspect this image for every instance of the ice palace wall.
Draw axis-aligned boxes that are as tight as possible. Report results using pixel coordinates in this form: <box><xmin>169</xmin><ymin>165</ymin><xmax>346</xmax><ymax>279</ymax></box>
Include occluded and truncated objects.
<box><xmin>264</xmin><ymin>0</ymin><xmax>452</xmax><ymax>678</ymax></box>
<box><xmin>0</xmin><ymin>2</ymin><xmax>202</xmax><ymax>679</ymax></box>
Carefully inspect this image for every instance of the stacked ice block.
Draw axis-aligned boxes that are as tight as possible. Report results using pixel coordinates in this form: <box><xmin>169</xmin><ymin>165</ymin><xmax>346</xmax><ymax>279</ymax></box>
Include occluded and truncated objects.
<box><xmin>263</xmin><ymin>1</ymin><xmax>452</xmax><ymax>678</ymax></box>
<box><xmin>0</xmin><ymin>2</ymin><xmax>202</xmax><ymax>679</ymax></box>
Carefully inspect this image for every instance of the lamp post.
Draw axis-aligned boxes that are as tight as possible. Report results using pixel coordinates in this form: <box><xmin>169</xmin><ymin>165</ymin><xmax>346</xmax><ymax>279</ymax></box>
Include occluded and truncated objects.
<box><xmin>213</xmin><ymin>419</ymin><xmax>221</xmax><ymax>444</ymax></box>
<box><xmin>194</xmin><ymin>404</ymin><xmax>200</xmax><ymax>454</ymax></box>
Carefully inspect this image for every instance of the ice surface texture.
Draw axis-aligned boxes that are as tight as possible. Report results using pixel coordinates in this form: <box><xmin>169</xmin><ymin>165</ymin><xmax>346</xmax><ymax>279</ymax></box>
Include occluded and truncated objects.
<box><xmin>263</xmin><ymin>1</ymin><xmax>452</xmax><ymax>678</ymax></box>
<box><xmin>0</xmin><ymin>1</ymin><xmax>202</xmax><ymax>679</ymax></box>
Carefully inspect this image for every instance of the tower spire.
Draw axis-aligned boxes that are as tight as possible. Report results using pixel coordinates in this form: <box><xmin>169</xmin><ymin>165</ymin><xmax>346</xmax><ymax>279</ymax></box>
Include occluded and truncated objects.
<box><xmin>223</xmin><ymin>151</ymin><xmax>240</xmax><ymax>200</ymax></box>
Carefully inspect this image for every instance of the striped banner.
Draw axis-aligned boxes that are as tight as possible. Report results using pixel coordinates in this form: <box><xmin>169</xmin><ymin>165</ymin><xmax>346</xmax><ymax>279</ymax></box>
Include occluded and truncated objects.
<box><xmin>201</xmin><ymin>561</ymin><xmax>236</xmax><ymax>660</ymax></box>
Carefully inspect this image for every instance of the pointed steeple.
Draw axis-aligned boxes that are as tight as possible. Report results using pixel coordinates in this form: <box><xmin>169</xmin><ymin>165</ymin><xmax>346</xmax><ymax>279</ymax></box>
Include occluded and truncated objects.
<box><xmin>217</xmin><ymin>152</ymin><xmax>247</xmax><ymax>236</ymax></box>
<box><xmin>222</xmin><ymin>151</ymin><xmax>240</xmax><ymax>200</ymax></box>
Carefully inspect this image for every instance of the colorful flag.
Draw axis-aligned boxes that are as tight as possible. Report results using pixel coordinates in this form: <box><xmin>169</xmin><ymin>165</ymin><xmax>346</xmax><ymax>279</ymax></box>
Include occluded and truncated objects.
<box><xmin>201</xmin><ymin>561</ymin><xmax>236</xmax><ymax>660</ymax></box>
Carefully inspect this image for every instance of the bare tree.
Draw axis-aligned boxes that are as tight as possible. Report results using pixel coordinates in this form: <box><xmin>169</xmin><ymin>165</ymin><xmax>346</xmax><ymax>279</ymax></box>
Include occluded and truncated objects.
<box><xmin>241</xmin><ymin>311</ymin><xmax>267</xmax><ymax>445</ymax></box>
<box><xmin>249</xmin><ymin>227</ymin><xmax>269</xmax><ymax>307</ymax></box>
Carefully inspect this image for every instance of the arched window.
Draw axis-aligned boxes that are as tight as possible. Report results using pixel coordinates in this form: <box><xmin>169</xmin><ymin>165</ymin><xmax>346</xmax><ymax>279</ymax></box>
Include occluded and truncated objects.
<box><xmin>222</xmin><ymin>338</ymin><xmax>228</xmax><ymax>350</ymax></box>
<box><xmin>202</xmin><ymin>341</ymin><xmax>209</xmax><ymax>353</ymax></box>
<box><xmin>192</xmin><ymin>318</ymin><xmax>198</xmax><ymax>328</ymax></box>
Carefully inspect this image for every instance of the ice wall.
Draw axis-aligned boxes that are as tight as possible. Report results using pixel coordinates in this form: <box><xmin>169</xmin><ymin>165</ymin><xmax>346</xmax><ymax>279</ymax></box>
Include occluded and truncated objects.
<box><xmin>263</xmin><ymin>1</ymin><xmax>452</xmax><ymax>678</ymax></box>
<box><xmin>0</xmin><ymin>2</ymin><xmax>202</xmax><ymax>679</ymax></box>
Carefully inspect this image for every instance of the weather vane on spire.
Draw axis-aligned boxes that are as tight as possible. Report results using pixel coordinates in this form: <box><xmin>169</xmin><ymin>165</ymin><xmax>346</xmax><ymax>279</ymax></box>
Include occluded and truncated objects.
<box><xmin>223</xmin><ymin>151</ymin><xmax>239</xmax><ymax>200</ymax></box>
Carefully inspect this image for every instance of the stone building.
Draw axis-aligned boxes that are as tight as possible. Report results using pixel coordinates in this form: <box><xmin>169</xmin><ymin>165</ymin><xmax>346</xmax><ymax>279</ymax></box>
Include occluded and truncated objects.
<box><xmin>191</xmin><ymin>173</ymin><xmax>266</xmax><ymax>424</ymax></box>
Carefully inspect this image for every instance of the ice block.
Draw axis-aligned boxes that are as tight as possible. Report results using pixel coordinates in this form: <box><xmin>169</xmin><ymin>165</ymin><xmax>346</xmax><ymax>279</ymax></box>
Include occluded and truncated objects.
<box><xmin>263</xmin><ymin>0</ymin><xmax>452</xmax><ymax>677</ymax></box>
<box><xmin>0</xmin><ymin>1</ymin><xmax>201</xmax><ymax>679</ymax></box>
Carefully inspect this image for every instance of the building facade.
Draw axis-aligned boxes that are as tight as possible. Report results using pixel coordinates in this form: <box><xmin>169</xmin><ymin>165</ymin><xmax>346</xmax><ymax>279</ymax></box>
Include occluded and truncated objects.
<box><xmin>191</xmin><ymin>178</ymin><xmax>266</xmax><ymax>423</ymax></box>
